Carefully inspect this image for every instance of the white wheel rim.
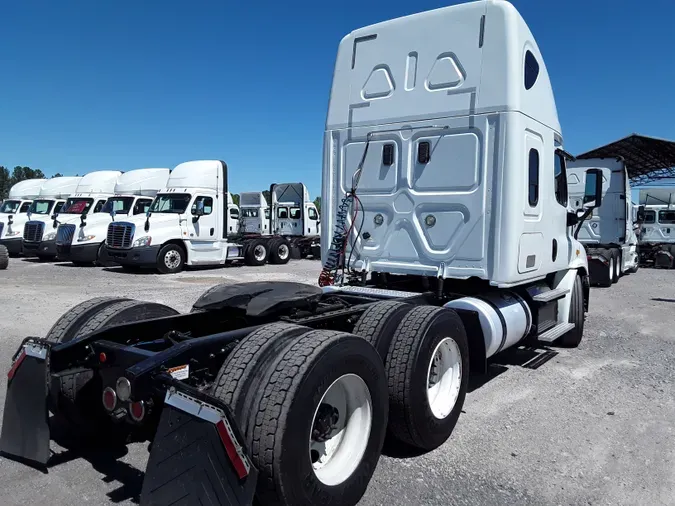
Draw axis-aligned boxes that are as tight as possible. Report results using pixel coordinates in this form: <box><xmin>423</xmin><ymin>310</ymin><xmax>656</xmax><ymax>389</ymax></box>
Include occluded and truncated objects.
<box><xmin>254</xmin><ymin>245</ymin><xmax>266</xmax><ymax>261</ymax></box>
<box><xmin>164</xmin><ymin>250</ymin><xmax>181</xmax><ymax>269</ymax></box>
<box><xmin>309</xmin><ymin>373</ymin><xmax>372</xmax><ymax>486</ymax></box>
<box><xmin>615</xmin><ymin>258</ymin><xmax>620</xmax><ymax>276</ymax></box>
<box><xmin>278</xmin><ymin>244</ymin><xmax>289</xmax><ymax>260</ymax></box>
<box><xmin>426</xmin><ymin>337</ymin><xmax>462</xmax><ymax>420</ymax></box>
<box><xmin>609</xmin><ymin>258</ymin><xmax>614</xmax><ymax>278</ymax></box>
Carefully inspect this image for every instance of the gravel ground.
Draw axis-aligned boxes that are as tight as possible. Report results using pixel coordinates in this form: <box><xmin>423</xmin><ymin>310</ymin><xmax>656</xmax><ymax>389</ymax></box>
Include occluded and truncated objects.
<box><xmin>0</xmin><ymin>259</ymin><xmax>673</xmax><ymax>506</ymax></box>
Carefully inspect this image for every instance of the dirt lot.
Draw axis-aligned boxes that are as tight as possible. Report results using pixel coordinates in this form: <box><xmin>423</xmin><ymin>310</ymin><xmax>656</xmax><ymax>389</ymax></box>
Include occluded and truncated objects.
<box><xmin>0</xmin><ymin>258</ymin><xmax>674</xmax><ymax>506</ymax></box>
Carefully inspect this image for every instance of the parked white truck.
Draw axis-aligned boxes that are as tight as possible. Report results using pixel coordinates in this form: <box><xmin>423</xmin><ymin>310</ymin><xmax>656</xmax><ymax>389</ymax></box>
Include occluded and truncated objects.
<box><xmin>0</xmin><ymin>3</ymin><xmax>604</xmax><ymax>506</ymax></box>
<box><xmin>55</xmin><ymin>168</ymin><xmax>170</xmax><ymax>266</ymax></box>
<box><xmin>21</xmin><ymin>176</ymin><xmax>82</xmax><ymax>256</ymax></box>
<box><xmin>232</xmin><ymin>184</ymin><xmax>321</xmax><ymax>263</ymax></box>
<box><xmin>567</xmin><ymin>158</ymin><xmax>643</xmax><ymax>286</ymax></box>
<box><xmin>0</xmin><ymin>178</ymin><xmax>46</xmax><ymax>256</ymax></box>
<box><xmin>637</xmin><ymin>187</ymin><xmax>675</xmax><ymax>268</ymax></box>
<box><xmin>23</xmin><ymin>171</ymin><xmax>121</xmax><ymax>261</ymax></box>
<box><xmin>105</xmin><ymin>160</ymin><xmax>254</xmax><ymax>273</ymax></box>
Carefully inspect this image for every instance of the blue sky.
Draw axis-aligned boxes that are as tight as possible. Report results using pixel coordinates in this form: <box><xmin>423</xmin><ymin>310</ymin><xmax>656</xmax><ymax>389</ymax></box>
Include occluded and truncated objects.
<box><xmin>2</xmin><ymin>0</ymin><xmax>674</xmax><ymax>199</ymax></box>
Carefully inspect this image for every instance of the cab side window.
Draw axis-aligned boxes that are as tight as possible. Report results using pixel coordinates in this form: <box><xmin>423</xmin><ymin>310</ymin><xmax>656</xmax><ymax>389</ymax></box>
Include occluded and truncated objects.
<box><xmin>554</xmin><ymin>151</ymin><xmax>568</xmax><ymax>207</ymax></box>
<box><xmin>193</xmin><ymin>196</ymin><xmax>213</xmax><ymax>215</ymax></box>
<box><xmin>528</xmin><ymin>148</ymin><xmax>539</xmax><ymax>207</ymax></box>
<box><xmin>93</xmin><ymin>200</ymin><xmax>106</xmax><ymax>213</ymax></box>
<box><xmin>308</xmin><ymin>207</ymin><xmax>318</xmax><ymax>220</ymax></box>
<box><xmin>19</xmin><ymin>202</ymin><xmax>31</xmax><ymax>213</ymax></box>
<box><xmin>134</xmin><ymin>199</ymin><xmax>153</xmax><ymax>215</ymax></box>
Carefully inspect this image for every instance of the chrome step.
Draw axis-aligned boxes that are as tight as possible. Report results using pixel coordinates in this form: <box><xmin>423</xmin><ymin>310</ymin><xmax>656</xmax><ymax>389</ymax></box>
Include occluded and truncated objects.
<box><xmin>538</xmin><ymin>322</ymin><xmax>575</xmax><ymax>343</ymax></box>
<box><xmin>532</xmin><ymin>288</ymin><xmax>569</xmax><ymax>303</ymax></box>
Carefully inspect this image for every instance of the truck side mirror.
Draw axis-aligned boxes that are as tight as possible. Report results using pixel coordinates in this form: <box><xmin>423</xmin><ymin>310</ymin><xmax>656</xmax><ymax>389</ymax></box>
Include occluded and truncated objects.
<box><xmin>192</xmin><ymin>200</ymin><xmax>205</xmax><ymax>217</ymax></box>
<box><xmin>583</xmin><ymin>168</ymin><xmax>603</xmax><ymax>209</ymax></box>
<box><xmin>636</xmin><ymin>205</ymin><xmax>646</xmax><ymax>223</ymax></box>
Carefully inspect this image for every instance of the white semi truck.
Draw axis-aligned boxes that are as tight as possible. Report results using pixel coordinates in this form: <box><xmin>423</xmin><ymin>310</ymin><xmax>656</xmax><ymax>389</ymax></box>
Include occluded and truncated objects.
<box><xmin>0</xmin><ymin>3</ymin><xmax>605</xmax><ymax>506</ymax></box>
<box><xmin>0</xmin><ymin>178</ymin><xmax>46</xmax><ymax>256</ymax></box>
<box><xmin>637</xmin><ymin>187</ymin><xmax>675</xmax><ymax>268</ymax></box>
<box><xmin>55</xmin><ymin>168</ymin><xmax>170</xmax><ymax>266</ymax></box>
<box><xmin>21</xmin><ymin>176</ymin><xmax>82</xmax><ymax>256</ymax></box>
<box><xmin>105</xmin><ymin>160</ymin><xmax>254</xmax><ymax>273</ymax></box>
<box><xmin>567</xmin><ymin>158</ymin><xmax>643</xmax><ymax>286</ymax></box>
<box><xmin>233</xmin><ymin>184</ymin><xmax>321</xmax><ymax>263</ymax></box>
<box><xmin>23</xmin><ymin>171</ymin><xmax>121</xmax><ymax>261</ymax></box>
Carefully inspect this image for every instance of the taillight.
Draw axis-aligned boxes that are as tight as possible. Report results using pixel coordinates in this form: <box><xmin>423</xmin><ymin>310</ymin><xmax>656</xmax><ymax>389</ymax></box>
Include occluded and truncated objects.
<box><xmin>102</xmin><ymin>387</ymin><xmax>117</xmax><ymax>411</ymax></box>
<box><xmin>129</xmin><ymin>401</ymin><xmax>145</xmax><ymax>422</ymax></box>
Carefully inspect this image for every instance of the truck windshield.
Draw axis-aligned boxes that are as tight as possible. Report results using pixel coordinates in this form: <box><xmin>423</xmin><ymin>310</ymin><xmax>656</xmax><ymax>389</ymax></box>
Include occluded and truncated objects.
<box><xmin>61</xmin><ymin>198</ymin><xmax>94</xmax><ymax>215</ymax></box>
<box><xmin>101</xmin><ymin>197</ymin><xmax>134</xmax><ymax>214</ymax></box>
<box><xmin>0</xmin><ymin>200</ymin><xmax>21</xmax><ymax>213</ymax></box>
<box><xmin>242</xmin><ymin>208</ymin><xmax>259</xmax><ymax>218</ymax></box>
<box><xmin>28</xmin><ymin>200</ymin><xmax>55</xmax><ymax>215</ymax></box>
<box><xmin>149</xmin><ymin>194</ymin><xmax>191</xmax><ymax>214</ymax></box>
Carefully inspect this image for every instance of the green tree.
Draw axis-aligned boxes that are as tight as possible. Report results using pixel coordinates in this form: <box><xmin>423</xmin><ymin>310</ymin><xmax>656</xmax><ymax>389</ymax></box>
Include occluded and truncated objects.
<box><xmin>313</xmin><ymin>196</ymin><xmax>321</xmax><ymax>213</ymax></box>
<box><xmin>0</xmin><ymin>166</ymin><xmax>10</xmax><ymax>199</ymax></box>
<box><xmin>231</xmin><ymin>193</ymin><xmax>240</xmax><ymax>206</ymax></box>
<box><xmin>51</xmin><ymin>172</ymin><xmax>64</xmax><ymax>178</ymax></box>
<box><xmin>10</xmin><ymin>166</ymin><xmax>45</xmax><ymax>186</ymax></box>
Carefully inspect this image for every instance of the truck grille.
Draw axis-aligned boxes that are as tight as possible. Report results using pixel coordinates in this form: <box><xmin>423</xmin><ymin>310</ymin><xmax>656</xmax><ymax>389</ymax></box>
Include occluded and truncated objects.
<box><xmin>56</xmin><ymin>224</ymin><xmax>76</xmax><ymax>246</ymax></box>
<box><xmin>23</xmin><ymin>221</ymin><xmax>45</xmax><ymax>242</ymax></box>
<box><xmin>107</xmin><ymin>222</ymin><xmax>134</xmax><ymax>249</ymax></box>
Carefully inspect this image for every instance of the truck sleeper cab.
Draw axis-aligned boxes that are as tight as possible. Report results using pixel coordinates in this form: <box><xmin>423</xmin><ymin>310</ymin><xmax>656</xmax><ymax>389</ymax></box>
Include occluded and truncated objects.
<box><xmin>56</xmin><ymin>168</ymin><xmax>170</xmax><ymax>266</ymax></box>
<box><xmin>0</xmin><ymin>3</ymin><xmax>607</xmax><ymax>506</ymax></box>
<box><xmin>567</xmin><ymin>157</ymin><xmax>642</xmax><ymax>286</ymax></box>
<box><xmin>105</xmin><ymin>160</ymin><xmax>248</xmax><ymax>274</ymax></box>
<box><xmin>270</xmin><ymin>182</ymin><xmax>321</xmax><ymax>259</ymax></box>
<box><xmin>0</xmin><ymin>178</ymin><xmax>46</xmax><ymax>256</ymax></box>
<box><xmin>23</xmin><ymin>171</ymin><xmax>121</xmax><ymax>261</ymax></box>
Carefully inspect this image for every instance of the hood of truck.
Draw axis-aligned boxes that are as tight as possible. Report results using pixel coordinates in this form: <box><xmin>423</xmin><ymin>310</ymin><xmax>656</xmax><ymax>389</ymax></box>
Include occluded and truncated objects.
<box><xmin>108</xmin><ymin>213</ymin><xmax>183</xmax><ymax>244</ymax></box>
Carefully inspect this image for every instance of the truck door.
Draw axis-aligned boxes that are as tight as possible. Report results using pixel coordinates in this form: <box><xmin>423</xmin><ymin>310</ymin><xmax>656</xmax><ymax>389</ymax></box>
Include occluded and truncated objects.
<box><xmin>188</xmin><ymin>196</ymin><xmax>217</xmax><ymax>241</ymax></box>
<box><xmin>306</xmin><ymin>204</ymin><xmax>319</xmax><ymax>235</ymax></box>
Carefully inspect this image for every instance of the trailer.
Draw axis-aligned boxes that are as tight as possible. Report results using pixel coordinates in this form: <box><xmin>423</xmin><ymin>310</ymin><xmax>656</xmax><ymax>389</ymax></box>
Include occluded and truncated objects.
<box><xmin>23</xmin><ymin>171</ymin><xmax>121</xmax><ymax>261</ymax></box>
<box><xmin>636</xmin><ymin>187</ymin><xmax>675</xmax><ymax>268</ymax></box>
<box><xmin>566</xmin><ymin>158</ymin><xmax>643</xmax><ymax>286</ymax></box>
<box><xmin>55</xmin><ymin>168</ymin><xmax>170</xmax><ymax>266</ymax></box>
<box><xmin>1</xmin><ymin>2</ymin><xmax>602</xmax><ymax>505</ymax></box>
<box><xmin>0</xmin><ymin>178</ymin><xmax>46</xmax><ymax>256</ymax></box>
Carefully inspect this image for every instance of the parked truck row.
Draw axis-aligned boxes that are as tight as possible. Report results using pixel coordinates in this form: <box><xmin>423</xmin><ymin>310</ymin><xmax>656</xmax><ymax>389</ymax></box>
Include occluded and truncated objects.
<box><xmin>637</xmin><ymin>187</ymin><xmax>675</xmax><ymax>268</ymax></box>
<box><xmin>0</xmin><ymin>167</ymin><xmax>322</xmax><ymax>273</ymax></box>
<box><xmin>0</xmin><ymin>2</ymin><xmax>673</xmax><ymax>506</ymax></box>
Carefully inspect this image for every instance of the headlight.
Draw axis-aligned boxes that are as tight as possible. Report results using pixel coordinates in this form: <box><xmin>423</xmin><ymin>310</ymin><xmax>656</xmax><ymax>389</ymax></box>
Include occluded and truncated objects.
<box><xmin>133</xmin><ymin>236</ymin><xmax>151</xmax><ymax>247</ymax></box>
<box><xmin>77</xmin><ymin>235</ymin><xmax>96</xmax><ymax>242</ymax></box>
<box><xmin>43</xmin><ymin>231</ymin><xmax>57</xmax><ymax>241</ymax></box>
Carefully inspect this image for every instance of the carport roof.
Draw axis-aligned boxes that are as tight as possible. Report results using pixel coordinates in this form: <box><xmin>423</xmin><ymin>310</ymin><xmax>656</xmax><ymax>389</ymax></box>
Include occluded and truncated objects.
<box><xmin>576</xmin><ymin>134</ymin><xmax>675</xmax><ymax>185</ymax></box>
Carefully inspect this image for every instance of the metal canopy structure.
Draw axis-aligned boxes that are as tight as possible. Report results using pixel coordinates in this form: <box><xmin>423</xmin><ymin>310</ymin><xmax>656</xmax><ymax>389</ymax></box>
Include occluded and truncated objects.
<box><xmin>576</xmin><ymin>134</ymin><xmax>675</xmax><ymax>185</ymax></box>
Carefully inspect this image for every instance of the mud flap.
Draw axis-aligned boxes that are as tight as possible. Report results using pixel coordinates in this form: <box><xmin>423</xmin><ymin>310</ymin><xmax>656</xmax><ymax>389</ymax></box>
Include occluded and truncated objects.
<box><xmin>140</xmin><ymin>387</ymin><xmax>257</xmax><ymax>506</ymax></box>
<box><xmin>0</xmin><ymin>342</ymin><xmax>51</xmax><ymax>466</ymax></box>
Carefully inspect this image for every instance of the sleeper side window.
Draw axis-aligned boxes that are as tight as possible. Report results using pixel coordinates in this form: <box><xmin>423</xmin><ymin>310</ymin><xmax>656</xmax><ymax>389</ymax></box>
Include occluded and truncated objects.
<box><xmin>528</xmin><ymin>148</ymin><xmax>539</xmax><ymax>207</ymax></box>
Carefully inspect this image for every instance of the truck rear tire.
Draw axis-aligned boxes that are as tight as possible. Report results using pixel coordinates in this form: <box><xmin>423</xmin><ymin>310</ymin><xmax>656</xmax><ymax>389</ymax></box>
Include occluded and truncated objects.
<box><xmin>0</xmin><ymin>245</ymin><xmax>8</xmax><ymax>270</ymax></box>
<box><xmin>248</xmin><ymin>329</ymin><xmax>388</xmax><ymax>506</ymax></box>
<box><xmin>556</xmin><ymin>274</ymin><xmax>585</xmax><ymax>348</ymax></box>
<box><xmin>244</xmin><ymin>239</ymin><xmax>268</xmax><ymax>266</ymax></box>
<box><xmin>384</xmin><ymin>306</ymin><xmax>469</xmax><ymax>451</ymax></box>
<box><xmin>47</xmin><ymin>300</ymin><xmax>178</xmax><ymax>444</ymax></box>
<box><xmin>351</xmin><ymin>301</ymin><xmax>414</xmax><ymax>360</ymax></box>
<box><xmin>211</xmin><ymin>322</ymin><xmax>310</xmax><ymax>438</ymax></box>
<box><xmin>268</xmin><ymin>237</ymin><xmax>291</xmax><ymax>265</ymax></box>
